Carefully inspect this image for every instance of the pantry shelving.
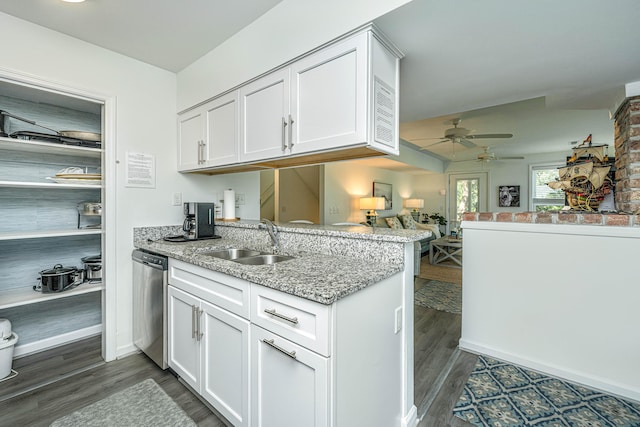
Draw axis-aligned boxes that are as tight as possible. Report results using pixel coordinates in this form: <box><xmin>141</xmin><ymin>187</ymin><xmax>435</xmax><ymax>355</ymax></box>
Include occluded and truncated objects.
<box><xmin>0</xmin><ymin>81</ymin><xmax>104</xmax><ymax>356</ymax></box>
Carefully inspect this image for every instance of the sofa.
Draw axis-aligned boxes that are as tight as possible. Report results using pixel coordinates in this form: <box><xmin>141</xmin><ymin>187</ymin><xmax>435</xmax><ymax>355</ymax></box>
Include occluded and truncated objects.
<box><xmin>365</xmin><ymin>214</ymin><xmax>441</xmax><ymax>275</ymax></box>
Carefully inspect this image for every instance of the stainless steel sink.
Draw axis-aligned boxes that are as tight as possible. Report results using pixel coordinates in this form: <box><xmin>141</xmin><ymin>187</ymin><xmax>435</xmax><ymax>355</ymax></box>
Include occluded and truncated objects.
<box><xmin>232</xmin><ymin>254</ymin><xmax>294</xmax><ymax>265</ymax></box>
<box><xmin>202</xmin><ymin>248</ymin><xmax>262</xmax><ymax>260</ymax></box>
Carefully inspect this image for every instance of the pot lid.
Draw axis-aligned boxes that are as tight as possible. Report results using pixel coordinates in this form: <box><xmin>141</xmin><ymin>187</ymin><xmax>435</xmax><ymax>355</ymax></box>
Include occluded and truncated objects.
<box><xmin>81</xmin><ymin>255</ymin><xmax>101</xmax><ymax>263</ymax></box>
<box><xmin>40</xmin><ymin>264</ymin><xmax>77</xmax><ymax>275</ymax></box>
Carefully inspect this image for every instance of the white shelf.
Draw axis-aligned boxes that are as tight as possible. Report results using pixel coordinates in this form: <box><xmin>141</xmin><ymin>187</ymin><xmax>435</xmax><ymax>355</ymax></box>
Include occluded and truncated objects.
<box><xmin>0</xmin><ymin>281</ymin><xmax>103</xmax><ymax>310</ymax></box>
<box><xmin>0</xmin><ymin>136</ymin><xmax>102</xmax><ymax>158</ymax></box>
<box><xmin>0</xmin><ymin>228</ymin><xmax>102</xmax><ymax>241</ymax></box>
<box><xmin>0</xmin><ymin>180</ymin><xmax>102</xmax><ymax>189</ymax></box>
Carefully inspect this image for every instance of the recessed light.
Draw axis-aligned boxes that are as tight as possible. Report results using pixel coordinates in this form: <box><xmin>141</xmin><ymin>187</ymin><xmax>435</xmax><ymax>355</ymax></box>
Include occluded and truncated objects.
<box><xmin>61</xmin><ymin>0</ymin><xmax>86</xmax><ymax>3</ymax></box>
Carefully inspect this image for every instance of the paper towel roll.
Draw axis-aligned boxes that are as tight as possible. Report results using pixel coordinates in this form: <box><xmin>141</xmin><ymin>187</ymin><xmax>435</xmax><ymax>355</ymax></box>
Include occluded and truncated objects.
<box><xmin>223</xmin><ymin>189</ymin><xmax>236</xmax><ymax>219</ymax></box>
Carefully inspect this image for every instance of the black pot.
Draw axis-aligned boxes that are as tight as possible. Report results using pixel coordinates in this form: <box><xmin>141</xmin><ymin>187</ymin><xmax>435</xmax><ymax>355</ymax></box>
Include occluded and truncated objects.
<box><xmin>81</xmin><ymin>255</ymin><xmax>102</xmax><ymax>281</ymax></box>
<box><xmin>38</xmin><ymin>264</ymin><xmax>82</xmax><ymax>293</ymax></box>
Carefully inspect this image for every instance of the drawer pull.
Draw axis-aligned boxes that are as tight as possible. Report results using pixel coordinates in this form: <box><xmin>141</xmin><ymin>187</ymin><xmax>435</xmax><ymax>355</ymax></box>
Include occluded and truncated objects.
<box><xmin>263</xmin><ymin>339</ymin><xmax>297</xmax><ymax>359</ymax></box>
<box><xmin>264</xmin><ymin>308</ymin><xmax>298</xmax><ymax>324</ymax></box>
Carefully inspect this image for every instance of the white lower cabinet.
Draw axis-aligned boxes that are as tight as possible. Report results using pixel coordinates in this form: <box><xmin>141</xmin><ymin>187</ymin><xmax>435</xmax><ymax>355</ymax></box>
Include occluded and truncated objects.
<box><xmin>168</xmin><ymin>260</ymin><xmax>250</xmax><ymax>427</ymax></box>
<box><xmin>251</xmin><ymin>325</ymin><xmax>328</xmax><ymax>427</ymax></box>
<box><xmin>168</xmin><ymin>258</ymin><xmax>406</xmax><ymax>427</ymax></box>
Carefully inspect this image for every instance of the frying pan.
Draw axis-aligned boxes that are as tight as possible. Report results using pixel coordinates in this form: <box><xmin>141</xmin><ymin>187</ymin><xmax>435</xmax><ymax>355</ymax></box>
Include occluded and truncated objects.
<box><xmin>0</xmin><ymin>109</ymin><xmax>101</xmax><ymax>142</ymax></box>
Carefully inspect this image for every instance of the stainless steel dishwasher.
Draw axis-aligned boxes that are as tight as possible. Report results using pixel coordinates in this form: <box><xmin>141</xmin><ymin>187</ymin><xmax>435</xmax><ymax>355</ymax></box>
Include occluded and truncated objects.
<box><xmin>132</xmin><ymin>249</ymin><xmax>168</xmax><ymax>369</ymax></box>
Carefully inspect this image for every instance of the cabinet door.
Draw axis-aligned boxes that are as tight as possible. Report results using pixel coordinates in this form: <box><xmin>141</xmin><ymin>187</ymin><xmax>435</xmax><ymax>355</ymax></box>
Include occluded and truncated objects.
<box><xmin>251</xmin><ymin>326</ymin><xmax>329</xmax><ymax>427</ymax></box>
<box><xmin>240</xmin><ymin>68</ymin><xmax>290</xmax><ymax>162</ymax></box>
<box><xmin>178</xmin><ymin>109</ymin><xmax>204</xmax><ymax>171</ymax></box>
<box><xmin>289</xmin><ymin>34</ymin><xmax>368</xmax><ymax>155</ymax></box>
<box><xmin>201</xmin><ymin>300</ymin><xmax>250</xmax><ymax>427</ymax></box>
<box><xmin>167</xmin><ymin>286</ymin><xmax>201</xmax><ymax>392</ymax></box>
<box><xmin>204</xmin><ymin>91</ymin><xmax>240</xmax><ymax>167</ymax></box>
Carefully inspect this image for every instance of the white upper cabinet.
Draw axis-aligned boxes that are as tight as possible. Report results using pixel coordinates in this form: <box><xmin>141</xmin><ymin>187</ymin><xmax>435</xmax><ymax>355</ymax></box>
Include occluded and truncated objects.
<box><xmin>178</xmin><ymin>108</ymin><xmax>204</xmax><ymax>170</ymax></box>
<box><xmin>178</xmin><ymin>91</ymin><xmax>240</xmax><ymax>171</ymax></box>
<box><xmin>289</xmin><ymin>33</ymin><xmax>368</xmax><ymax>155</ymax></box>
<box><xmin>240</xmin><ymin>69</ymin><xmax>290</xmax><ymax>163</ymax></box>
<box><xmin>178</xmin><ymin>24</ymin><xmax>402</xmax><ymax>173</ymax></box>
<box><xmin>204</xmin><ymin>91</ymin><xmax>240</xmax><ymax>167</ymax></box>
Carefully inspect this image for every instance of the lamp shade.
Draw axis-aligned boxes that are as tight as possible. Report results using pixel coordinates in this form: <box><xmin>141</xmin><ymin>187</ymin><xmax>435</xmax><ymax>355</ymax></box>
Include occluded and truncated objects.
<box><xmin>404</xmin><ymin>198</ymin><xmax>424</xmax><ymax>209</ymax></box>
<box><xmin>359</xmin><ymin>197</ymin><xmax>385</xmax><ymax>210</ymax></box>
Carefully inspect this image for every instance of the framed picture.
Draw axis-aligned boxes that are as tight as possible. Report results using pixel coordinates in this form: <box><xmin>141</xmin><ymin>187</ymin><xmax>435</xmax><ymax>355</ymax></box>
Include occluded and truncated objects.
<box><xmin>498</xmin><ymin>185</ymin><xmax>520</xmax><ymax>207</ymax></box>
<box><xmin>373</xmin><ymin>182</ymin><xmax>392</xmax><ymax>210</ymax></box>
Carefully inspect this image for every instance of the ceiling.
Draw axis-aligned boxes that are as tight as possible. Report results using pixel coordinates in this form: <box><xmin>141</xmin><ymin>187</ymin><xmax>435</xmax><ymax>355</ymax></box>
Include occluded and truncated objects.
<box><xmin>0</xmin><ymin>0</ymin><xmax>283</xmax><ymax>73</ymax></box>
<box><xmin>1</xmin><ymin>0</ymin><xmax>639</xmax><ymax>166</ymax></box>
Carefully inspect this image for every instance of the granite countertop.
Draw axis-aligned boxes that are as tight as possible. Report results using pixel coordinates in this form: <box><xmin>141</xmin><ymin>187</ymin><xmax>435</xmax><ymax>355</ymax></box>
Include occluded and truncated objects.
<box><xmin>135</xmin><ymin>237</ymin><xmax>405</xmax><ymax>305</ymax></box>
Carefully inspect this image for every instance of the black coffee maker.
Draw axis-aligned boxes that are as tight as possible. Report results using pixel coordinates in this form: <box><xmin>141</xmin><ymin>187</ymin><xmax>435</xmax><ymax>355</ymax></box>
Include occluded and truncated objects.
<box><xmin>183</xmin><ymin>202</ymin><xmax>216</xmax><ymax>240</ymax></box>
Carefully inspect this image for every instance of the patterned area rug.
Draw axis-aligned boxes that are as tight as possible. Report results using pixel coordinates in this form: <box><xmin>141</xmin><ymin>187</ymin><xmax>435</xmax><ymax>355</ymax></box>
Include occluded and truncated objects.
<box><xmin>50</xmin><ymin>379</ymin><xmax>196</xmax><ymax>427</ymax></box>
<box><xmin>453</xmin><ymin>356</ymin><xmax>640</xmax><ymax>426</ymax></box>
<box><xmin>414</xmin><ymin>280</ymin><xmax>461</xmax><ymax>314</ymax></box>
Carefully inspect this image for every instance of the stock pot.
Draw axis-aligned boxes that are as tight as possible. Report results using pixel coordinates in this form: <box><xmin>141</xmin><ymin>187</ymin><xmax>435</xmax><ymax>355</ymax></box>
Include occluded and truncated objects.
<box><xmin>38</xmin><ymin>264</ymin><xmax>82</xmax><ymax>293</ymax></box>
<box><xmin>81</xmin><ymin>255</ymin><xmax>102</xmax><ymax>281</ymax></box>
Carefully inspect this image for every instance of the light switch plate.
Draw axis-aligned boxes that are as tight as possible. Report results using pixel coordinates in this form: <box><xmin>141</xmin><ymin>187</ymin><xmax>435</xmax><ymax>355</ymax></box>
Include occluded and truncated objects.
<box><xmin>172</xmin><ymin>192</ymin><xmax>182</xmax><ymax>206</ymax></box>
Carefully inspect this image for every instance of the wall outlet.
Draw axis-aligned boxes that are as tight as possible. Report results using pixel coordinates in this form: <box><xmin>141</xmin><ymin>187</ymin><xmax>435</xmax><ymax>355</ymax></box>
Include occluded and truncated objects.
<box><xmin>394</xmin><ymin>306</ymin><xmax>402</xmax><ymax>334</ymax></box>
<box><xmin>172</xmin><ymin>192</ymin><xmax>182</xmax><ymax>206</ymax></box>
<box><xmin>235</xmin><ymin>193</ymin><xmax>245</xmax><ymax>205</ymax></box>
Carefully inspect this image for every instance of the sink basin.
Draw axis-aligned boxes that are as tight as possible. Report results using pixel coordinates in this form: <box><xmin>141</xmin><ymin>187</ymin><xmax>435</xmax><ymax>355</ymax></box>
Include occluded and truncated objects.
<box><xmin>202</xmin><ymin>248</ymin><xmax>262</xmax><ymax>260</ymax></box>
<box><xmin>232</xmin><ymin>254</ymin><xmax>294</xmax><ymax>265</ymax></box>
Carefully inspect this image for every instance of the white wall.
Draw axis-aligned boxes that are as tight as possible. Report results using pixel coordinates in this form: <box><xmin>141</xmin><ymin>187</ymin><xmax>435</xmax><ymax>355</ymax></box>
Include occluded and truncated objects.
<box><xmin>445</xmin><ymin>152</ymin><xmax>566</xmax><ymax>212</ymax></box>
<box><xmin>461</xmin><ymin>221</ymin><xmax>640</xmax><ymax>401</ymax></box>
<box><xmin>323</xmin><ymin>161</ymin><xmax>414</xmax><ymax>224</ymax></box>
<box><xmin>0</xmin><ymin>12</ymin><xmax>261</xmax><ymax>358</ymax></box>
<box><xmin>177</xmin><ymin>0</ymin><xmax>411</xmax><ymax>111</ymax></box>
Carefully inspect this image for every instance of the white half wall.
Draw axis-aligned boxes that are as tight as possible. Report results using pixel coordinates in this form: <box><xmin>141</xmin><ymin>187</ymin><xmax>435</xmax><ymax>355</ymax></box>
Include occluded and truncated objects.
<box><xmin>460</xmin><ymin>221</ymin><xmax>640</xmax><ymax>401</ymax></box>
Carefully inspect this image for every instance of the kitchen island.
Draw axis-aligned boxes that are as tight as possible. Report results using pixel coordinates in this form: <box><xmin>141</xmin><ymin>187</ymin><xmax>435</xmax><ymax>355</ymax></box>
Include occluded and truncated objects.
<box><xmin>134</xmin><ymin>220</ymin><xmax>427</xmax><ymax>427</ymax></box>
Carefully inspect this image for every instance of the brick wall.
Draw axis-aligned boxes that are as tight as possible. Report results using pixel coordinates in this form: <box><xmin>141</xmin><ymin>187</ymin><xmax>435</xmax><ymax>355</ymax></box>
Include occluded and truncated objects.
<box><xmin>613</xmin><ymin>95</ymin><xmax>640</xmax><ymax>214</ymax></box>
<box><xmin>463</xmin><ymin>211</ymin><xmax>640</xmax><ymax>226</ymax></box>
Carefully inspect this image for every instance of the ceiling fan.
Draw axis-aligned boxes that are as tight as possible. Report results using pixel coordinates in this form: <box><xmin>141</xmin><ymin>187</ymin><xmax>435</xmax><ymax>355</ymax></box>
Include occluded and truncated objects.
<box><xmin>418</xmin><ymin>118</ymin><xmax>513</xmax><ymax>149</ymax></box>
<box><xmin>475</xmin><ymin>146</ymin><xmax>524</xmax><ymax>162</ymax></box>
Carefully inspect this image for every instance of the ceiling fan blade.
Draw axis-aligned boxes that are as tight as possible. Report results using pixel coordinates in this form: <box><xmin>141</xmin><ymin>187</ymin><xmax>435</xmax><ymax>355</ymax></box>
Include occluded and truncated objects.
<box><xmin>411</xmin><ymin>136</ymin><xmax>448</xmax><ymax>141</ymax></box>
<box><xmin>495</xmin><ymin>156</ymin><xmax>525</xmax><ymax>160</ymax></box>
<box><xmin>421</xmin><ymin>139</ymin><xmax>450</xmax><ymax>148</ymax></box>
<box><xmin>458</xmin><ymin>138</ymin><xmax>477</xmax><ymax>149</ymax></box>
<box><xmin>465</xmin><ymin>133</ymin><xmax>513</xmax><ymax>139</ymax></box>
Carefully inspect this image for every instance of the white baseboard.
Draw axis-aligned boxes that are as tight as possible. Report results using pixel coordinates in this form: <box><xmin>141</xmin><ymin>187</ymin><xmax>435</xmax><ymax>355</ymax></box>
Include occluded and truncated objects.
<box><xmin>401</xmin><ymin>405</ymin><xmax>418</xmax><ymax>427</ymax></box>
<box><xmin>459</xmin><ymin>338</ymin><xmax>640</xmax><ymax>403</ymax></box>
<box><xmin>116</xmin><ymin>343</ymin><xmax>140</xmax><ymax>359</ymax></box>
<box><xmin>13</xmin><ymin>325</ymin><xmax>102</xmax><ymax>358</ymax></box>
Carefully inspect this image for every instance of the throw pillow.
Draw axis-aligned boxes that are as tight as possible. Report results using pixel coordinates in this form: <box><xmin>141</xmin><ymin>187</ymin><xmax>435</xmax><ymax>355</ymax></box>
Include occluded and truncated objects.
<box><xmin>416</xmin><ymin>223</ymin><xmax>441</xmax><ymax>238</ymax></box>
<box><xmin>385</xmin><ymin>217</ymin><xmax>403</xmax><ymax>229</ymax></box>
<box><xmin>399</xmin><ymin>214</ymin><xmax>418</xmax><ymax>230</ymax></box>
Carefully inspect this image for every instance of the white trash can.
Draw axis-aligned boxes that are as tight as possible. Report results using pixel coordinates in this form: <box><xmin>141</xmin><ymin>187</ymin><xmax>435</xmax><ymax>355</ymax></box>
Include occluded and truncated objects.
<box><xmin>0</xmin><ymin>318</ymin><xmax>18</xmax><ymax>379</ymax></box>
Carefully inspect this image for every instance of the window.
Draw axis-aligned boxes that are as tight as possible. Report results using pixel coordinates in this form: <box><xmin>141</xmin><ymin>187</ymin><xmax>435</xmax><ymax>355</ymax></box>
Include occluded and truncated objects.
<box><xmin>530</xmin><ymin>164</ymin><xmax>565</xmax><ymax>211</ymax></box>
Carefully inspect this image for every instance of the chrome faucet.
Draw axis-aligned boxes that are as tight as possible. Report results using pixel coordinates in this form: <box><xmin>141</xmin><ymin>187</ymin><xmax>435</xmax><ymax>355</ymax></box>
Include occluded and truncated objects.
<box><xmin>260</xmin><ymin>218</ymin><xmax>280</xmax><ymax>253</ymax></box>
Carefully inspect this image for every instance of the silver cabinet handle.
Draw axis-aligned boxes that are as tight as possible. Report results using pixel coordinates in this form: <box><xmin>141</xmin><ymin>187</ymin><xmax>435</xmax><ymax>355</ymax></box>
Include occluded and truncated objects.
<box><xmin>288</xmin><ymin>114</ymin><xmax>294</xmax><ymax>150</ymax></box>
<box><xmin>191</xmin><ymin>305</ymin><xmax>196</xmax><ymax>339</ymax></box>
<box><xmin>282</xmin><ymin>117</ymin><xmax>287</xmax><ymax>151</ymax></box>
<box><xmin>263</xmin><ymin>338</ymin><xmax>297</xmax><ymax>359</ymax></box>
<box><xmin>264</xmin><ymin>308</ymin><xmax>298</xmax><ymax>324</ymax></box>
<box><xmin>198</xmin><ymin>140</ymin><xmax>206</xmax><ymax>164</ymax></box>
<box><xmin>197</xmin><ymin>308</ymin><xmax>204</xmax><ymax>341</ymax></box>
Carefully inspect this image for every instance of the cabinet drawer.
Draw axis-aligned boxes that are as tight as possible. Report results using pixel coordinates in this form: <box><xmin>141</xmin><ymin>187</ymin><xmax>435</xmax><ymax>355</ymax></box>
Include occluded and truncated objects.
<box><xmin>251</xmin><ymin>284</ymin><xmax>331</xmax><ymax>356</ymax></box>
<box><xmin>169</xmin><ymin>259</ymin><xmax>250</xmax><ymax>319</ymax></box>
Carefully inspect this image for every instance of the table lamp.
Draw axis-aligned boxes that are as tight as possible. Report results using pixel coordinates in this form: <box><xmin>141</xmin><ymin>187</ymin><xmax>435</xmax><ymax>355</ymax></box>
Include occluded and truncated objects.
<box><xmin>405</xmin><ymin>198</ymin><xmax>424</xmax><ymax>221</ymax></box>
<box><xmin>360</xmin><ymin>197</ymin><xmax>385</xmax><ymax>226</ymax></box>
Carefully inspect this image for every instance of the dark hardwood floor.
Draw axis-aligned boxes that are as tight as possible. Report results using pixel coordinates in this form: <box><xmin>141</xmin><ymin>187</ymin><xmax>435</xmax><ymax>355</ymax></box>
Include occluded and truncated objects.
<box><xmin>0</xmin><ymin>338</ymin><xmax>227</xmax><ymax>427</ymax></box>
<box><xmin>1</xmin><ymin>270</ymin><xmax>474</xmax><ymax>426</ymax></box>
